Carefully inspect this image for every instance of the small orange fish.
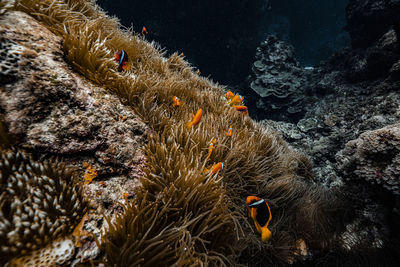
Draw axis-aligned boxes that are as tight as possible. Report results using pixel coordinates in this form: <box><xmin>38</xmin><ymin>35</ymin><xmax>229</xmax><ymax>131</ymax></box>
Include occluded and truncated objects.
<box><xmin>225</xmin><ymin>125</ymin><xmax>233</xmax><ymax>137</ymax></box>
<box><xmin>142</xmin><ymin>26</ymin><xmax>148</xmax><ymax>36</ymax></box>
<box><xmin>172</xmin><ymin>96</ymin><xmax>183</xmax><ymax>107</ymax></box>
<box><xmin>234</xmin><ymin>105</ymin><xmax>249</xmax><ymax>116</ymax></box>
<box><xmin>113</xmin><ymin>50</ymin><xmax>131</xmax><ymax>72</ymax></box>
<box><xmin>204</xmin><ymin>162</ymin><xmax>224</xmax><ymax>174</ymax></box>
<box><xmin>246</xmin><ymin>196</ymin><xmax>272</xmax><ymax>242</ymax></box>
<box><xmin>196</xmin><ymin>69</ymin><xmax>201</xmax><ymax>75</ymax></box>
<box><xmin>186</xmin><ymin>108</ymin><xmax>202</xmax><ymax>128</ymax></box>
<box><xmin>207</xmin><ymin>138</ymin><xmax>217</xmax><ymax>158</ymax></box>
<box><xmin>224</xmin><ymin>91</ymin><xmax>235</xmax><ymax>100</ymax></box>
<box><xmin>83</xmin><ymin>164</ymin><xmax>97</xmax><ymax>184</ymax></box>
<box><xmin>230</xmin><ymin>94</ymin><xmax>244</xmax><ymax>106</ymax></box>
<box><xmin>180</xmin><ymin>52</ymin><xmax>184</xmax><ymax>57</ymax></box>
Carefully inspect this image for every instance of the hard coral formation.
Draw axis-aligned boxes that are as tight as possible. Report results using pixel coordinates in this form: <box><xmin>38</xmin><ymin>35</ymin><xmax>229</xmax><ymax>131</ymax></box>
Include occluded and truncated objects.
<box><xmin>0</xmin><ymin>147</ymin><xmax>87</xmax><ymax>264</ymax></box>
<box><xmin>8</xmin><ymin>237</ymin><xmax>75</xmax><ymax>267</ymax></box>
<box><xmin>249</xmin><ymin>35</ymin><xmax>309</xmax><ymax>121</ymax></box>
<box><xmin>336</xmin><ymin>124</ymin><xmax>400</xmax><ymax>195</ymax></box>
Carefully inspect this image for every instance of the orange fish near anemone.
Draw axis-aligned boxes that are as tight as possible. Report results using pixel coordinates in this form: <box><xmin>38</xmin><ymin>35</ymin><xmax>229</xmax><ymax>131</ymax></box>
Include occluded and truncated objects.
<box><xmin>113</xmin><ymin>50</ymin><xmax>131</xmax><ymax>72</ymax></box>
<box><xmin>186</xmin><ymin>108</ymin><xmax>202</xmax><ymax>128</ymax></box>
<box><xmin>224</xmin><ymin>90</ymin><xmax>235</xmax><ymax>100</ymax></box>
<box><xmin>172</xmin><ymin>96</ymin><xmax>183</xmax><ymax>107</ymax></box>
<box><xmin>230</xmin><ymin>94</ymin><xmax>244</xmax><ymax>106</ymax></box>
<box><xmin>142</xmin><ymin>26</ymin><xmax>148</xmax><ymax>36</ymax></box>
<box><xmin>246</xmin><ymin>196</ymin><xmax>272</xmax><ymax>242</ymax></box>
<box><xmin>204</xmin><ymin>162</ymin><xmax>224</xmax><ymax>174</ymax></box>
<box><xmin>234</xmin><ymin>105</ymin><xmax>249</xmax><ymax>116</ymax></box>
<box><xmin>207</xmin><ymin>138</ymin><xmax>217</xmax><ymax>158</ymax></box>
<box><xmin>225</xmin><ymin>126</ymin><xmax>233</xmax><ymax>137</ymax></box>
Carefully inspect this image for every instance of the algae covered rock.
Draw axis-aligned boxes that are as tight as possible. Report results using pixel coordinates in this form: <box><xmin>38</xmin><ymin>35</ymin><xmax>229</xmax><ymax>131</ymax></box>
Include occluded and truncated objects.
<box><xmin>336</xmin><ymin>124</ymin><xmax>400</xmax><ymax>195</ymax></box>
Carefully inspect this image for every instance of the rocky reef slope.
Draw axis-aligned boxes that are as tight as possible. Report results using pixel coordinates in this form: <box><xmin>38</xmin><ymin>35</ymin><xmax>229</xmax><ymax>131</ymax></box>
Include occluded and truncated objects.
<box><xmin>245</xmin><ymin>0</ymin><xmax>400</xmax><ymax>265</ymax></box>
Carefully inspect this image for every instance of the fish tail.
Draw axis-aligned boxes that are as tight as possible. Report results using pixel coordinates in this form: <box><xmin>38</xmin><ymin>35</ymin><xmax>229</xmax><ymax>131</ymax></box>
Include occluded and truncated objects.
<box><xmin>261</xmin><ymin>227</ymin><xmax>272</xmax><ymax>242</ymax></box>
<box><xmin>122</xmin><ymin>62</ymin><xmax>131</xmax><ymax>71</ymax></box>
<box><xmin>203</xmin><ymin>168</ymin><xmax>209</xmax><ymax>173</ymax></box>
<box><xmin>186</xmin><ymin>121</ymin><xmax>193</xmax><ymax>128</ymax></box>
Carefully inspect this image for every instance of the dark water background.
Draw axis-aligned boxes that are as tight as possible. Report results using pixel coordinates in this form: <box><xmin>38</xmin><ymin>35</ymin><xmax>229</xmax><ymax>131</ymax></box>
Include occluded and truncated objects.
<box><xmin>97</xmin><ymin>0</ymin><xmax>349</xmax><ymax>85</ymax></box>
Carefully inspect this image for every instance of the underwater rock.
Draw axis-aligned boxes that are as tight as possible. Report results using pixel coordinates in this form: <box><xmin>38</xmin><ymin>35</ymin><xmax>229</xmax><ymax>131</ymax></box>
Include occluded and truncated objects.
<box><xmin>345</xmin><ymin>0</ymin><xmax>400</xmax><ymax>49</ymax></box>
<box><xmin>0</xmin><ymin>10</ymin><xmax>149</xmax><ymax>263</ymax></box>
<box><xmin>0</xmin><ymin>11</ymin><xmax>148</xmax><ymax>179</ymax></box>
<box><xmin>249</xmin><ymin>35</ymin><xmax>309</xmax><ymax>121</ymax></box>
<box><xmin>336</xmin><ymin>124</ymin><xmax>400</xmax><ymax>195</ymax></box>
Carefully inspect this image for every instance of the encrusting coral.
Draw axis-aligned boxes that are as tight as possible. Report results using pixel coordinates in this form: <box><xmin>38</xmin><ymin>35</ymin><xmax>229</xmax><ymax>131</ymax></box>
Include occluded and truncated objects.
<box><xmin>0</xmin><ymin>121</ymin><xmax>88</xmax><ymax>265</ymax></box>
<box><xmin>5</xmin><ymin>0</ymin><xmax>345</xmax><ymax>265</ymax></box>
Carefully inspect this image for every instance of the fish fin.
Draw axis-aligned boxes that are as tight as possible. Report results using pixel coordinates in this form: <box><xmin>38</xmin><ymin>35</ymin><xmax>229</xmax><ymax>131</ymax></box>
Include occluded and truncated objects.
<box><xmin>122</xmin><ymin>62</ymin><xmax>131</xmax><ymax>71</ymax></box>
<box><xmin>261</xmin><ymin>227</ymin><xmax>272</xmax><ymax>242</ymax></box>
<box><xmin>203</xmin><ymin>168</ymin><xmax>209</xmax><ymax>173</ymax></box>
<box><xmin>186</xmin><ymin>122</ymin><xmax>193</xmax><ymax>128</ymax></box>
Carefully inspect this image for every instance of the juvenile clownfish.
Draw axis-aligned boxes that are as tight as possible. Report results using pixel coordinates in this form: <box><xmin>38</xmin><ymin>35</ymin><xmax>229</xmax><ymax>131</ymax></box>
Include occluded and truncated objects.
<box><xmin>113</xmin><ymin>50</ymin><xmax>131</xmax><ymax>72</ymax></box>
<box><xmin>186</xmin><ymin>108</ymin><xmax>202</xmax><ymax>128</ymax></box>
<box><xmin>142</xmin><ymin>26</ymin><xmax>148</xmax><ymax>36</ymax></box>
<box><xmin>172</xmin><ymin>96</ymin><xmax>183</xmax><ymax>107</ymax></box>
<box><xmin>225</xmin><ymin>91</ymin><xmax>235</xmax><ymax>100</ymax></box>
<box><xmin>204</xmin><ymin>162</ymin><xmax>224</xmax><ymax>174</ymax></box>
<box><xmin>225</xmin><ymin>126</ymin><xmax>233</xmax><ymax>137</ymax></box>
<box><xmin>196</xmin><ymin>69</ymin><xmax>201</xmax><ymax>75</ymax></box>
<box><xmin>234</xmin><ymin>105</ymin><xmax>249</xmax><ymax>116</ymax></box>
<box><xmin>246</xmin><ymin>196</ymin><xmax>272</xmax><ymax>242</ymax></box>
<box><xmin>207</xmin><ymin>138</ymin><xmax>217</xmax><ymax>158</ymax></box>
<box><xmin>230</xmin><ymin>94</ymin><xmax>244</xmax><ymax>106</ymax></box>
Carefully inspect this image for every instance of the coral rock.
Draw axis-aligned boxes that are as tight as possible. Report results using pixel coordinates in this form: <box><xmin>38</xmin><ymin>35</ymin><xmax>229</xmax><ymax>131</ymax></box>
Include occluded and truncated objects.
<box><xmin>336</xmin><ymin>124</ymin><xmax>400</xmax><ymax>195</ymax></box>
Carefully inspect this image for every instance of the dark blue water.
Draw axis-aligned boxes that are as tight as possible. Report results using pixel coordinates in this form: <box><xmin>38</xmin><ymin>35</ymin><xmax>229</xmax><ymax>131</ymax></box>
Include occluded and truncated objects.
<box><xmin>97</xmin><ymin>0</ymin><xmax>349</xmax><ymax>85</ymax></box>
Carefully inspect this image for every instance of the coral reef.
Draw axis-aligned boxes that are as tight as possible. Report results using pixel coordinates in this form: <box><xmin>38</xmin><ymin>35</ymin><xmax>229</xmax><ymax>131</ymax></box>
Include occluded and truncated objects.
<box><xmin>0</xmin><ymin>145</ymin><xmax>87</xmax><ymax>264</ymax></box>
<box><xmin>336</xmin><ymin>124</ymin><xmax>400</xmax><ymax>195</ymax></box>
<box><xmin>248</xmin><ymin>35</ymin><xmax>310</xmax><ymax>121</ymax></box>
<box><xmin>0</xmin><ymin>0</ymin><xmax>346</xmax><ymax>265</ymax></box>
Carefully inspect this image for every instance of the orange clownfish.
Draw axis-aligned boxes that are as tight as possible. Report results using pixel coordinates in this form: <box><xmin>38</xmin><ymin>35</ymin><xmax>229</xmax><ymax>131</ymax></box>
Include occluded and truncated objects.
<box><xmin>204</xmin><ymin>162</ymin><xmax>224</xmax><ymax>174</ymax></box>
<box><xmin>113</xmin><ymin>50</ymin><xmax>131</xmax><ymax>72</ymax></box>
<box><xmin>142</xmin><ymin>26</ymin><xmax>148</xmax><ymax>36</ymax></box>
<box><xmin>225</xmin><ymin>125</ymin><xmax>233</xmax><ymax>137</ymax></box>
<box><xmin>186</xmin><ymin>108</ymin><xmax>202</xmax><ymax>128</ymax></box>
<box><xmin>196</xmin><ymin>69</ymin><xmax>201</xmax><ymax>75</ymax></box>
<box><xmin>230</xmin><ymin>94</ymin><xmax>244</xmax><ymax>106</ymax></box>
<box><xmin>246</xmin><ymin>196</ymin><xmax>272</xmax><ymax>242</ymax></box>
<box><xmin>207</xmin><ymin>138</ymin><xmax>217</xmax><ymax>158</ymax></box>
<box><xmin>224</xmin><ymin>90</ymin><xmax>235</xmax><ymax>100</ymax></box>
<box><xmin>172</xmin><ymin>96</ymin><xmax>183</xmax><ymax>107</ymax></box>
<box><xmin>234</xmin><ymin>105</ymin><xmax>249</xmax><ymax>116</ymax></box>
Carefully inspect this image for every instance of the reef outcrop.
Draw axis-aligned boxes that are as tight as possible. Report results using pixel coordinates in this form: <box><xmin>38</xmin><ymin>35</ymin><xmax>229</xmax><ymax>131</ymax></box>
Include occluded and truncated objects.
<box><xmin>248</xmin><ymin>0</ymin><xmax>400</xmax><ymax>264</ymax></box>
<box><xmin>0</xmin><ymin>9</ymin><xmax>148</xmax><ymax>264</ymax></box>
<box><xmin>249</xmin><ymin>35</ymin><xmax>309</xmax><ymax>121</ymax></box>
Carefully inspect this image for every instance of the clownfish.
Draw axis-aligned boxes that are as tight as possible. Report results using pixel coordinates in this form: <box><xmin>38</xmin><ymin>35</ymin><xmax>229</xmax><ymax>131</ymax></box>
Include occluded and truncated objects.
<box><xmin>187</xmin><ymin>108</ymin><xmax>202</xmax><ymax>128</ymax></box>
<box><xmin>234</xmin><ymin>105</ymin><xmax>249</xmax><ymax>116</ymax></box>
<box><xmin>225</xmin><ymin>126</ymin><xmax>233</xmax><ymax>137</ymax></box>
<box><xmin>113</xmin><ymin>50</ymin><xmax>131</xmax><ymax>72</ymax></box>
<box><xmin>204</xmin><ymin>162</ymin><xmax>224</xmax><ymax>174</ymax></box>
<box><xmin>142</xmin><ymin>26</ymin><xmax>148</xmax><ymax>36</ymax></box>
<box><xmin>207</xmin><ymin>138</ymin><xmax>217</xmax><ymax>158</ymax></box>
<box><xmin>246</xmin><ymin>196</ymin><xmax>272</xmax><ymax>242</ymax></box>
<box><xmin>196</xmin><ymin>69</ymin><xmax>201</xmax><ymax>75</ymax></box>
<box><xmin>230</xmin><ymin>94</ymin><xmax>244</xmax><ymax>106</ymax></box>
<box><xmin>172</xmin><ymin>96</ymin><xmax>183</xmax><ymax>107</ymax></box>
<box><xmin>225</xmin><ymin>91</ymin><xmax>235</xmax><ymax>100</ymax></box>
